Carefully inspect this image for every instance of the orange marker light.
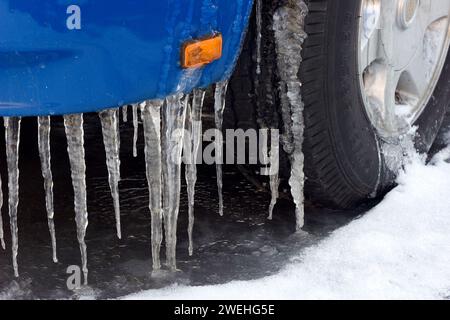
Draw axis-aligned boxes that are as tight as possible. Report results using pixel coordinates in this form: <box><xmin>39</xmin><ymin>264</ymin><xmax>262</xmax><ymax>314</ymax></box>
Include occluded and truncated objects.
<box><xmin>182</xmin><ymin>34</ymin><xmax>223</xmax><ymax>69</ymax></box>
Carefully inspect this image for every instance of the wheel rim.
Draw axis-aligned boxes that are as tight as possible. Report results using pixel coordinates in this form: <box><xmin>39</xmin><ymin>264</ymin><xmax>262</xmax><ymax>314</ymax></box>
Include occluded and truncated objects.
<box><xmin>358</xmin><ymin>0</ymin><xmax>450</xmax><ymax>138</ymax></box>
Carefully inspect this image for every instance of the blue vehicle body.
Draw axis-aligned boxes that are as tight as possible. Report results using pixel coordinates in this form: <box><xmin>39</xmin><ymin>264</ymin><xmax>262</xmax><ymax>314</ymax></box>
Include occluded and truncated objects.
<box><xmin>0</xmin><ymin>0</ymin><xmax>253</xmax><ymax>117</ymax></box>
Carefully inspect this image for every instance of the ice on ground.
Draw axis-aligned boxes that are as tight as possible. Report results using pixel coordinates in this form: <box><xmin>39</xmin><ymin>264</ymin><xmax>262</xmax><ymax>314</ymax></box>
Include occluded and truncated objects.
<box><xmin>124</xmin><ymin>151</ymin><xmax>450</xmax><ymax>300</ymax></box>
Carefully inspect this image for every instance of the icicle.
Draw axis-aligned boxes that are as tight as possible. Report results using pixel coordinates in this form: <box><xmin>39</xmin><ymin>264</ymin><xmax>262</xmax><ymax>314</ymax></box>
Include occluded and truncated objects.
<box><xmin>115</xmin><ymin>109</ymin><xmax>121</xmax><ymax>160</ymax></box>
<box><xmin>99</xmin><ymin>109</ymin><xmax>122</xmax><ymax>239</ymax></box>
<box><xmin>255</xmin><ymin>0</ymin><xmax>262</xmax><ymax>76</ymax></box>
<box><xmin>162</xmin><ymin>94</ymin><xmax>187</xmax><ymax>270</ymax></box>
<box><xmin>132</xmin><ymin>104</ymin><xmax>139</xmax><ymax>158</ymax></box>
<box><xmin>0</xmin><ymin>166</ymin><xmax>4</xmax><ymax>250</ymax></box>
<box><xmin>264</xmin><ymin>129</ymin><xmax>280</xmax><ymax>220</ymax></box>
<box><xmin>273</xmin><ymin>1</ymin><xmax>308</xmax><ymax>230</ymax></box>
<box><xmin>260</xmin><ymin>128</ymin><xmax>280</xmax><ymax>220</ymax></box>
<box><xmin>185</xmin><ymin>89</ymin><xmax>206</xmax><ymax>256</ymax></box>
<box><xmin>214</xmin><ymin>81</ymin><xmax>228</xmax><ymax>216</ymax></box>
<box><xmin>268</xmin><ymin>173</ymin><xmax>280</xmax><ymax>220</ymax></box>
<box><xmin>122</xmin><ymin>105</ymin><xmax>128</xmax><ymax>123</ymax></box>
<box><xmin>140</xmin><ymin>100</ymin><xmax>164</xmax><ymax>270</ymax></box>
<box><xmin>4</xmin><ymin>117</ymin><xmax>21</xmax><ymax>277</ymax></box>
<box><xmin>37</xmin><ymin>116</ymin><xmax>58</xmax><ymax>263</ymax></box>
<box><xmin>64</xmin><ymin>114</ymin><xmax>89</xmax><ymax>285</ymax></box>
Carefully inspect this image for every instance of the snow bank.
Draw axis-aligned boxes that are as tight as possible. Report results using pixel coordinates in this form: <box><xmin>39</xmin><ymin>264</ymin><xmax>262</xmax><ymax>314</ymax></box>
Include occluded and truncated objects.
<box><xmin>124</xmin><ymin>150</ymin><xmax>450</xmax><ymax>300</ymax></box>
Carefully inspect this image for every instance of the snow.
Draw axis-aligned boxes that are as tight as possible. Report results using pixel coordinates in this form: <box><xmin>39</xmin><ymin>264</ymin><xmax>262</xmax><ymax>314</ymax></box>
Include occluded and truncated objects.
<box><xmin>124</xmin><ymin>149</ymin><xmax>450</xmax><ymax>300</ymax></box>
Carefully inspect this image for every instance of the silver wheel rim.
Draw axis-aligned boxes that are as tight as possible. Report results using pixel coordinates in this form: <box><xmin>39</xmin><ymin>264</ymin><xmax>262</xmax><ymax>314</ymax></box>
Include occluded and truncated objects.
<box><xmin>358</xmin><ymin>0</ymin><xmax>450</xmax><ymax>138</ymax></box>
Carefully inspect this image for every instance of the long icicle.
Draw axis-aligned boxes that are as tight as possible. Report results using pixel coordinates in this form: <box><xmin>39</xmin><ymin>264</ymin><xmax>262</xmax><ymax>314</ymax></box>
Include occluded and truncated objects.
<box><xmin>274</xmin><ymin>1</ymin><xmax>308</xmax><ymax>230</ymax></box>
<box><xmin>0</xmin><ymin>162</ymin><xmax>4</xmax><ymax>250</ymax></box>
<box><xmin>99</xmin><ymin>109</ymin><xmax>122</xmax><ymax>239</ymax></box>
<box><xmin>162</xmin><ymin>94</ymin><xmax>187</xmax><ymax>270</ymax></box>
<box><xmin>37</xmin><ymin>116</ymin><xmax>58</xmax><ymax>263</ymax></box>
<box><xmin>214</xmin><ymin>81</ymin><xmax>228</xmax><ymax>216</ymax></box>
<box><xmin>141</xmin><ymin>100</ymin><xmax>164</xmax><ymax>270</ymax></box>
<box><xmin>132</xmin><ymin>104</ymin><xmax>139</xmax><ymax>158</ymax></box>
<box><xmin>186</xmin><ymin>89</ymin><xmax>205</xmax><ymax>256</ymax></box>
<box><xmin>64</xmin><ymin>114</ymin><xmax>89</xmax><ymax>285</ymax></box>
<box><xmin>4</xmin><ymin>117</ymin><xmax>21</xmax><ymax>277</ymax></box>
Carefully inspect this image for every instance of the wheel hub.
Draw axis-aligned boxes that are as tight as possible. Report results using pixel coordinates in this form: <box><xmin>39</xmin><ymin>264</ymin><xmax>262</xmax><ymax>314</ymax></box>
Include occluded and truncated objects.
<box><xmin>358</xmin><ymin>0</ymin><xmax>450</xmax><ymax>138</ymax></box>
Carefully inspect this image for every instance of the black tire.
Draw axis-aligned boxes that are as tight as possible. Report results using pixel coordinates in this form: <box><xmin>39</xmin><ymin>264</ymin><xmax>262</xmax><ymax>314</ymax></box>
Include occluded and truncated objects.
<box><xmin>229</xmin><ymin>0</ymin><xmax>450</xmax><ymax>208</ymax></box>
<box><xmin>300</xmin><ymin>0</ymin><xmax>450</xmax><ymax>208</ymax></box>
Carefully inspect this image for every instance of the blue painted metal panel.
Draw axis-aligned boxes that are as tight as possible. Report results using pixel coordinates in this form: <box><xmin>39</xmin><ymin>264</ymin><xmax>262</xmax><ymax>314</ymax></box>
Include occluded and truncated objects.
<box><xmin>0</xmin><ymin>0</ymin><xmax>253</xmax><ymax>116</ymax></box>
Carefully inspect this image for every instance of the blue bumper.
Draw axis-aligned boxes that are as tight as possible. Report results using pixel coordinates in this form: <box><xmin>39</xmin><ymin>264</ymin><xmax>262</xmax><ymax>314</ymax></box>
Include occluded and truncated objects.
<box><xmin>0</xmin><ymin>0</ymin><xmax>253</xmax><ymax>116</ymax></box>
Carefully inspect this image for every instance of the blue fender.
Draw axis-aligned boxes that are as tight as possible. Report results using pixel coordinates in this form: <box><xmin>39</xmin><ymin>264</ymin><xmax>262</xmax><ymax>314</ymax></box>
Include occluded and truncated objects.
<box><xmin>0</xmin><ymin>0</ymin><xmax>253</xmax><ymax>116</ymax></box>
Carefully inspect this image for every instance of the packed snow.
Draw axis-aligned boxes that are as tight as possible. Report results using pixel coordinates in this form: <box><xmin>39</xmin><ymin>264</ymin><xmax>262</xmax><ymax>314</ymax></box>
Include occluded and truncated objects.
<box><xmin>124</xmin><ymin>148</ymin><xmax>450</xmax><ymax>300</ymax></box>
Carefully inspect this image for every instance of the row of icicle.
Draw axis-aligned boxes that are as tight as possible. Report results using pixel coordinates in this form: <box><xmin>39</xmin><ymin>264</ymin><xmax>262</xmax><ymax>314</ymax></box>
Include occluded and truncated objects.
<box><xmin>0</xmin><ymin>0</ymin><xmax>308</xmax><ymax>285</ymax></box>
<box><xmin>0</xmin><ymin>82</ymin><xmax>242</xmax><ymax>284</ymax></box>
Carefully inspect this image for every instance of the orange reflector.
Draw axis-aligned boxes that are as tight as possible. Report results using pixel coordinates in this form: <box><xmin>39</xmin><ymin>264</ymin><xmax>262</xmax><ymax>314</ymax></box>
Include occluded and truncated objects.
<box><xmin>182</xmin><ymin>34</ymin><xmax>223</xmax><ymax>69</ymax></box>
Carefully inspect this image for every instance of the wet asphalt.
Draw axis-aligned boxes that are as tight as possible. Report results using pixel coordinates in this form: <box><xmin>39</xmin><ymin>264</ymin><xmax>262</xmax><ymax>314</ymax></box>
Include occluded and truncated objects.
<box><xmin>0</xmin><ymin>111</ymin><xmax>408</xmax><ymax>299</ymax></box>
